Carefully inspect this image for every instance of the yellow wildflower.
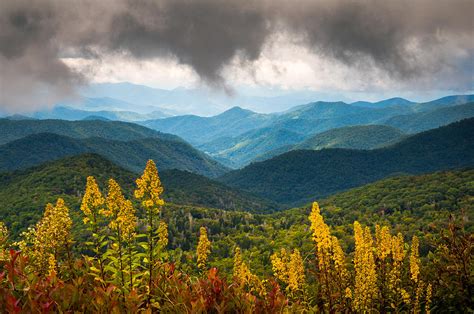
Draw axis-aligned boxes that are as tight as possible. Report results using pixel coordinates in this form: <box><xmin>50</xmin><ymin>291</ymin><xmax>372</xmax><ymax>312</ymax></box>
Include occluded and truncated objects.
<box><xmin>309</xmin><ymin>202</ymin><xmax>332</xmax><ymax>271</ymax></box>
<box><xmin>375</xmin><ymin>224</ymin><xmax>392</xmax><ymax>260</ymax></box>
<box><xmin>353</xmin><ymin>221</ymin><xmax>378</xmax><ymax>311</ymax></box>
<box><xmin>196</xmin><ymin>227</ymin><xmax>211</xmax><ymax>270</ymax></box>
<box><xmin>157</xmin><ymin>221</ymin><xmax>169</xmax><ymax>249</ymax></box>
<box><xmin>425</xmin><ymin>283</ymin><xmax>432</xmax><ymax>314</ymax></box>
<box><xmin>288</xmin><ymin>249</ymin><xmax>305</xmax><ymax>291</ymax></box>
<box><xmin>80</xmin><ymin>176</ymin><xmax>105</xmax><ymax>224</ymax></box>
<box><xmin>134</xmin><ymin>160</ymin><xmax>164</xmax><ymax>212</ymax></box>
<box><xmin>410</xmin><ymin>236</ymin><xmax>420</xmax><ymax>283</ymax></box>
<box><xmin>105</xmin><ymin>179</ymin><xmax>137</xmax><ymax>238</ymax></box>
<box><xmin>271</xmin><ymin>248</ymin><xmax>290</xmax><ymax>283</ymax></box>
<box><xmin>47</xmin><ymin>254</ymin><xmax>57</xmax><ymax>277</ymax></box>
<box><xmin>32</xmin><ymin>199</ymin><xmax>72</xmax><ymax>273</ymax></box>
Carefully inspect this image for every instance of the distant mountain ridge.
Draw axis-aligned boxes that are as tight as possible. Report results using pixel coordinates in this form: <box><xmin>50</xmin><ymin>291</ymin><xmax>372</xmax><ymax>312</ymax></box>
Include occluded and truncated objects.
<box><xmin>0</xmin><ymin>132</ymin><xmax>227</xmax><ymax>177</ymax></box>
<box><xmin>0</xmin><ymin>118</ymin><xmax>180</xmax><ymax>145</ymax></box>
<box><xmin>219</xmin><ymin>118</ymin><xmax>474</xmax><ymax>205</ymax></box>
<box><xmin>141</xmin><ymin>106</ymin><xmax>276</xmax><ymax>145</ymax></box>
<box><xmin>253</xmin><ymin>125</ymin><xmax>406</xmax><ymax>163</ymax></box>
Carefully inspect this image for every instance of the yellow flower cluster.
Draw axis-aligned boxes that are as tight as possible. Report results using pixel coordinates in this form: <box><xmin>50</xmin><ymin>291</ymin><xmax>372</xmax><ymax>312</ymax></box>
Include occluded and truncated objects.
<box><xmin>410</xmin><ymin>235</ymin><xmax>420</xmax><ymax>283</ymax></box>
<box><xmin>32</xmin><ymin>199</ymin><xmax>72</xmax><ymax>273</ymax></box>
<box><xmin>425</xmin><ymin>283</ymin><xmax>432</xmax><ymax>314</ymax></box>
<box><xmin>0</xmin><ymin>221</ymin><xmax>8</xmax><ymax>261</ymax></box>
<box><xmin>233</xmin><ymin>247</ymin><xmax>265</xmax><ymax>295</ymax></box>
<box><xmin>353</xmin><ymin>221</ymin><xmax>378</xmax><ymax>311</ymax></box>
<box><xmin>157</xmin><ymin>221</ymin><xmax>169</xmax><ymax>249</ymax></box>
<box><xmin>196</xmin><ymin>227</ymin><xmax>211</xmax><ymax>270</ymax></box>
<box><xmin>288</xmin><ymin>249</ymin><xmax>305</xmax><ymax>291</ymax></box>
<box><xmin>375</xmin><ymin>224</ymin><xmax>392</xmax><ymax>260</ymax></box>
<box><xmin>308</xmin><ymin>202</ymin><xmax>349</xmax><ymax>304</ymax></box>
<box><xmin>271</xmin><ymin>248</ymin><xmax>306</xmax><ymax>291</ymax></box>
<box><xmin>105</xmin><ymin>179</ymin><xmax>137</xmax><ymax>238</ymax></box>
<box><xmin>270</xmin><ymin>248</ymin><xmax>290</xmax><ymax>283</ymax></box>
<box><xmin>134</xmin><ymin>160</ymin><xmax>164</xmax><ymax>212</ymax></box>
<box><xmin>80</xmin><ymin>176</ymin><xmax>105</xmax><ymax>224</ymax></box>
<box><xmin>309</xmin><ymin>202</ymin><xmax>332</xmax><ymax>271</ymax></box>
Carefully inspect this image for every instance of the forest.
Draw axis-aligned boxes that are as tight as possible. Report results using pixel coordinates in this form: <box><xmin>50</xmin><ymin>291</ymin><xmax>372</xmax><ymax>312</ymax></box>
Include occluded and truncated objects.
<box><xmin>0</xmin><ymin>160</ymin><xmax>471</xmax><ymax>312</ymax></box>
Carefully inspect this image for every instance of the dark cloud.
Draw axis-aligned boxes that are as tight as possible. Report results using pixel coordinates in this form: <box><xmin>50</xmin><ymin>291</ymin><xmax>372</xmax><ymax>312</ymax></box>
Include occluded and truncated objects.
<box><xmin>0</xmin><ymin>0</ymin><xmax>473</xmax><ymax>111</ymax></box>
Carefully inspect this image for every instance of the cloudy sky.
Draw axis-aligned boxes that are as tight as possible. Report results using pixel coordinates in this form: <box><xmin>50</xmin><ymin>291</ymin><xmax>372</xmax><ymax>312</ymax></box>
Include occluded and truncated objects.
<box><xmin>1</xmin><ymin>0</ymin><xmax>473</xmax><ymax>113</ymax></box>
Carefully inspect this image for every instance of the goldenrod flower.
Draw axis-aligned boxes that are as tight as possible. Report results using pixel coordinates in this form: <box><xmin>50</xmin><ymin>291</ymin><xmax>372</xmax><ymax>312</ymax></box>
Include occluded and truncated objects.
<box><xmin>105</xmin><ymin>179</ymin><xmax>137</xmax><ymax>238</ymax></box>
<box><xmin>425</xmin><ymin>283</ymin><xmax>432</xmax><ymax>314</ymax></box>
<box><xmin>410</xmin><ymin>236</ymin><xmax>420</xmax><ymax>283</ymax></box>
<box><xmin>196</xmin><ymin>226</ymin><xmax>211</xmax><ymax>270</ymax></box>
<box><xmin>375</xmin><ymin>225</ymin><xmax>392</xmax><ymax>260</ymax></box>
<box><xmin>288</xmin><ymin>249</ymin><xmax>305</xmax><ymax>291</ymax></box>
<box><xmin>353</xmin><ymin>221</ymin><xmax>378</xmax><ymax>311</ymax></box>
<box><xmin>134</xmin><ymin>160</ymin><xmax>164</xmax><ymax>212</ymax></box>
<box><xmin>81</xmin><ymin>176</ymin><xmax>105</xmax><ymax>224</ymax></box>
<box><xmin>157</xmin><ymin>221</ymin><xmax>168</xmax><ymax>249</ymax></box>
<box><xmin>31</xmin><ymin>199</ymin><xmax>72</xmax><ymax>273</ymax></box>
<box><xmin>271</xmin><ymin>248</ymin><xmax>290</xmax><ymax>283</ymax></box>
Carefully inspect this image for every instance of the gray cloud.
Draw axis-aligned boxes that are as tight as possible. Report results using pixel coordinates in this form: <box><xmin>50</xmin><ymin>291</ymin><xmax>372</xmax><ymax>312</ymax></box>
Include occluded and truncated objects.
<box><xmin>0</xmin><ymin>0</ymin><xmax>473</xmax><ymax>111</ymax></box>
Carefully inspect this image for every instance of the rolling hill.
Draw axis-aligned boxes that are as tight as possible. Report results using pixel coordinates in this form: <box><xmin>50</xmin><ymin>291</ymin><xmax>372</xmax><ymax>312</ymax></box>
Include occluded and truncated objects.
<box><xmin>141</xmin><ymin>106</ymin><xmax>276</xmax><ymax>145</ymax></box>
<box><xmin>253</xmin><ymin>125</ymin><xmax>405</xmax><ymax>163</ymax></box>
<box><xmin>198</xmin><ymin>128</ymin><xmax>307</xmax><ymax>168</ymax></box>
<box><xmin>0</xmin><ymin>133</ymin><xmax>228</xmax><ymax>177</ymax></box>
<box><xmin>0</xmin><ymin>154</ymin><xmax>276</xmax><ymax>236</ymax></box>
<box><xmin>0</xmin><ymin>118</ymin><xmax>181</xmax><ymax>145</ymax></box>
<box><xmin>384</xmin><ymin>102</ymin><xmax>474</xmax><ymax>133</ymax></box>
<box><xmin>219</xmin><ymin>118</ymin><xmax>474</xmax><ymax>205</ymax></box>
<box><xmin>31</xmin><ymin>106</ymin><xmax>170</xmax><ymax>121</ymax></box>
<box><xmin>351</xmin><ymin>97</ymin><xmax>415</xmax><ymax>108</ymax></box>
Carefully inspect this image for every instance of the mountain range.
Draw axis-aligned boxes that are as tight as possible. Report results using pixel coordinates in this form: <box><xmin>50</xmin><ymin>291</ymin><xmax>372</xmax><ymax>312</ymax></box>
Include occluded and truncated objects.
<box><xmin>188</xmin><ymin>96</ymin><xmax>473</xmax><ymax>168</ymax></box>
<box><xmin>219</xmin><ymin>118</ymin><xmax>474</xmax><ymax>205</ymax></box>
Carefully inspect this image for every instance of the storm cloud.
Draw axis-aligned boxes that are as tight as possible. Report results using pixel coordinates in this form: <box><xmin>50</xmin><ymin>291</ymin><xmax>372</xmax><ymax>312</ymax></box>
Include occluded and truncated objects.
<box><xmin>0</xmin><ymin>0</ymin><xmax>473</xmax><ymax>111</ymax></box>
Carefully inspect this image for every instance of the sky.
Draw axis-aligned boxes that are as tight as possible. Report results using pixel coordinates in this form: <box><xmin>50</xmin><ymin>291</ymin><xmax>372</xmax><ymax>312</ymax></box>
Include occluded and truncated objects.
<box><xmin>0</xmin><ymin>0</ymin><xmax>473</xmax><ymax>114</ymax></box>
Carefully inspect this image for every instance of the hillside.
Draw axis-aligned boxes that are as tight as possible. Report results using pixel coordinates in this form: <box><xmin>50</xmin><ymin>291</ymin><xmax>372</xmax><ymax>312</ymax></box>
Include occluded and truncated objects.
<box><xmin>32</xmin><ymin>106</ymin><xmax>170</xmax><ymax>121</ymax></box>
<box><xmin>254</xmin><ymin>125</ymin><xmax>405</xmax><ymax>163</ymax></box>
<box><xmin>199</xmin><ymin>128</ymin><xmax>307</xmax><ymax>168</ymax></box>
<box><xmin>142</xmin><ymin>106</ymin><xmax>275</xmax><ymax>145</ymax></box>
<box><xmin>220</xmin><ymin>118</ymin><xmax>474</xmax><ymax>204</ymax></box>
<box><xmin>0</xmin><ymin>118</ymin><xmax>180</xmax><ymax>145</ymax></box>
<box><xmin>351</xmin><ymin>97</ymin><xmax>415</xmax><ymax>108</ymax></box>
<box><xmin>0</xmin><ymin>154</ymin><xmax>275</xmax><ymax>237</ymax></box>
<box><xmin>0</xmin><ymin>133</ymin><xmax>228</xmax><ymax>177</ymax></box>
<box><xmin>384</xmin><ymin>102</ymin><xmax>474</xmax><ymax>133</ymax></box>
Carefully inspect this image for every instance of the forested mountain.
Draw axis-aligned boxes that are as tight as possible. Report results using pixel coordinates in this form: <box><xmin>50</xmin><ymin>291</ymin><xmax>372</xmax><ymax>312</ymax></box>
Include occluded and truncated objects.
<box><xmin>198</xmin><ymin>128</ymin><xmax>307</xmax><ymax>168</ymax></box>
<box><xmin>0</xmin><ymin>119</ymin><xmax>180</xmax><ymax>145</ymax></box>
<box><xmin>351</xmin><ymin>97</ymin><xmax>414</xmax><ymax>108</ymax></box>
<box><xmin>142</xmin><ymin>106</ymin><xmax>275</xmax><ymax>145</ymax></box>
<box><xmin>384</xmin><ymin>102</ymin><xmax>474</xmax><ymax>133</ymax></box>
<box><xmin>0</xmin><ymin>154</ymin><xmax>275</xmax><ymax>236</ymax></box>
<box><xmin>0</xmin><ymin>133</ymin><xmax>228</xmax><ymax>177</ymax></box>
<box><xmin>253</xmin><ymin>125</ymin><xmax>405</xmax><ymax>163</ymax></box>
<box><xmin>31</xmin><ymin>106</ymin><xmax>170</xmax><ymax>121</ymax></box>
<box><xmin>220</xmin><ymin>118</ymin><xmax>474</xmax><ymax>204</ymax></box>
<box><xmin>187</xmin><ymin>95</ymin><xmax>473</xmax><ymax>167</ymax></box>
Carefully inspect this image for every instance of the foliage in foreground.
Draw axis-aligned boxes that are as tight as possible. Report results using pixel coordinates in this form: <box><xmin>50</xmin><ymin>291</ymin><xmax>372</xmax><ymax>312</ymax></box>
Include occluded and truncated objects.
<box><xmin>0</xmin><ymin>160</ymin><xmax>472</xmax><ymax>312</ymax></box>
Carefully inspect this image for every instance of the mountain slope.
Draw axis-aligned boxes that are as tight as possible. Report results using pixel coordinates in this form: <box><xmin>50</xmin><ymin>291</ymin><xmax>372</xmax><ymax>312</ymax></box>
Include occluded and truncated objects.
<box><xmin>0</xmin><ymin>119</ymin><xmax>180</xmax><ymax>145</ymax></box>
<box><xmin>0</xmin><ymin>133</ymin><xmax>228</xmax><ymax>177</ymax></box>
<box><xmin>351</xmin><ymin>97</ymin><xmax>415</xmax><ymax>108</ymax></box>
<box><xmin>32</xmin><ymin>106</ymin><xmax>170</xmax><ymax>121</ymax></box>
<box><xmin>0</xmin><ymin>154</ymin><xmax>275</xmax><ymax>236</ymax></box>
<box><xmin>199</xmin><ymin>128</ymin><xmax>307</xmax><ymax>168</ymax></box>
<box><xmin>384</xmin><ymin>102</ymin><xmax>474</xmax><ymax>133</ymax></box>
<box><xmin>142</xmin><ymin>106</ymin><xmax>275</xmax><ymax>145</ymax></box>
<box><xmin>253</xmin><ymin>125</ymin><xmax>405</xmax><ymax>163</ymax></box>
<box><xmin>220</xmin><ymin>118</ymin><xmax>474</xmax><ymax>205</ymax></box>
